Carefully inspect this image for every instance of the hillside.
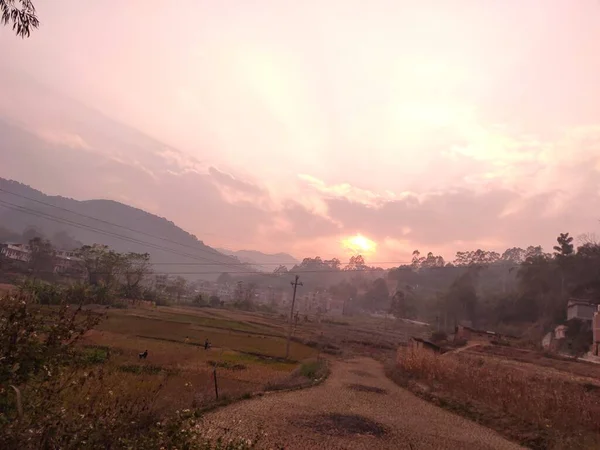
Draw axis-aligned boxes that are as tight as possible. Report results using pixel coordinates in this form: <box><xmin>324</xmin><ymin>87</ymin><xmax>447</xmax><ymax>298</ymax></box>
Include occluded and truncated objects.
<box><xmin>215</xmin><ymin>248</ymin><xmax>298</xmax><ymax>271</ymax></box>
<box><xmin>0</xmin><ymin>178</ymin><xmax>246</xmax><ymax>281</ymax></box>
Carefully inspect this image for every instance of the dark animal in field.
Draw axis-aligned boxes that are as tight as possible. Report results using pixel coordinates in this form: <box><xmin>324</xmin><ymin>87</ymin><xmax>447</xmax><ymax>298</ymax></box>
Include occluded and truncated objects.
<box><xmin>139</xmin><ymin>350</ymin><xmax>148</xmax><ymax>359</ymax></box>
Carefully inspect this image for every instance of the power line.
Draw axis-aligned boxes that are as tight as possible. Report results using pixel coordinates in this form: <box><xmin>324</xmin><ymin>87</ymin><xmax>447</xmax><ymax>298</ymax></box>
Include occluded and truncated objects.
<box><xmin>0</xmin><ymin>187</ymin><xmax>243</xmax><ymax>262</ymax></box>
<box><xmin>0</xmin><ymin>199</ymin><xmax>278</xmax><ymax>278</ymax></box>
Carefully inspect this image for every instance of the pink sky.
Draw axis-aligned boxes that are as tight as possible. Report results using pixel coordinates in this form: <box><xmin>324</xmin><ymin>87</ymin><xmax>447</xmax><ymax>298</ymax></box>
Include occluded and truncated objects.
<box><xmin>1</xmin><ymin>0</ymin><xmax>600</xmax><ymax>262</ymax></box>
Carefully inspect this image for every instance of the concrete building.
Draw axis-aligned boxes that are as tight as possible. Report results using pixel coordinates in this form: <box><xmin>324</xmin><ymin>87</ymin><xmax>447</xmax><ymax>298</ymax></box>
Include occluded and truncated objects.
<box><xmin>567</xmin><ymin>299</ymin><xmax>597</xmax><ymax>321</ymax></box>
<box><xmin>1</xmin><ymin>243</ymin><xmax>31</xmax><ymax>262</ymax></box>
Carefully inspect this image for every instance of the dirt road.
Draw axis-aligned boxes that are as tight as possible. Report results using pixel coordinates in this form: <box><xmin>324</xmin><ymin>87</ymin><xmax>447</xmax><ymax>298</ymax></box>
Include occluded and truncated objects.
<box><xmin>201</xmin><ymin>357</ymin><xmax>524</xmax><ymax>449</ymax></box>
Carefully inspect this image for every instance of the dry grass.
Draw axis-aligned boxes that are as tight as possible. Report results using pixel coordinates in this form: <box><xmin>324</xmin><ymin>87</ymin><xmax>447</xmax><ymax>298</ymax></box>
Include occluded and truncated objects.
<box><xmin>77</xmin><ymin>306</ymin><xmax>322</xmax><ymax>414</ymax></box>
<box><xmin>392</xmin><ymin>347</ymin><xmax>600</xmax><ymax>449</ymax></box>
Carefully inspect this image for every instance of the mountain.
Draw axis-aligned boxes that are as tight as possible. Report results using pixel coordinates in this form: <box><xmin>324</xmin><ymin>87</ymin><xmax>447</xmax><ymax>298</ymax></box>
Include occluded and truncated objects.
<box><xmin>0</xmin><ymin>178</ymin><xmax>246</xmax><ymax>281</ymax></box>
<box><xmin>216</xmin><ymin>248</ymin><xmax>299</xmax><ymax>271</ymax></box>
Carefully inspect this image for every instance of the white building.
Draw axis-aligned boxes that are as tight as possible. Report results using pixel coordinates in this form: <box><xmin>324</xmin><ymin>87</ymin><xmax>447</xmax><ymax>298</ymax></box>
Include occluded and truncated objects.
<box><xmin>1</xmin><ymin>243</ymin><xmax>31</xmax><ymax>262</ymax></box>
<box><xmin>567</xmin><ymin>299</ymin><xmax>597</xmax><ymax>321</ymax></box>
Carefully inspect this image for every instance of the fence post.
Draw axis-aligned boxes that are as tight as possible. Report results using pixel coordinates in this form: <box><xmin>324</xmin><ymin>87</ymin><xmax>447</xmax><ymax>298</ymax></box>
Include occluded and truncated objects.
<box><xmin>213</xmin><ymin>366</ymin><xmax>219</xmax><ymax>400</ymax></box>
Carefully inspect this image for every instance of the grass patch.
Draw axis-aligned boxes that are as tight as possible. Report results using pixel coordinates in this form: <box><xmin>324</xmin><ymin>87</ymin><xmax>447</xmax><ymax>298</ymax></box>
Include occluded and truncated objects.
<box><xmin>80</xmin><ymin>345</ymin><xmax>111</xmax><ymax>365</ymax></box>
<box><xmin>118</xmin><ymin>364</ymin><xmax>164</xmax><ymax>375</ymax></box>
<box><xmin>207</xmin><ymin>360</ymin><xmax>247</xmax><ymax>371</ymax></box>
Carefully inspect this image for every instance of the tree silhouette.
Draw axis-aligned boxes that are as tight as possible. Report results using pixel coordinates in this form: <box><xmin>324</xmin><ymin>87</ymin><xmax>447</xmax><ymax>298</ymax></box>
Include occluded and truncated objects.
<box><xmin>1</xmin><ymin>0</ymin><xmax>39</xmax><ymax>37</ymax></box>
<box><xmin>553</xmin><ymin>232</ymin><xmax>574</xmax><ymax>258</ymax></box>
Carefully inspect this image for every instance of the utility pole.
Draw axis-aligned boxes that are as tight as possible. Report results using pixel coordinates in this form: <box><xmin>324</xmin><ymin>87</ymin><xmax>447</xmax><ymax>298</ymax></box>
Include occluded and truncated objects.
<box><xmin>285</xmin><ymin>275</ymin><xmax>303</xmax><ymax>359</ymax></box>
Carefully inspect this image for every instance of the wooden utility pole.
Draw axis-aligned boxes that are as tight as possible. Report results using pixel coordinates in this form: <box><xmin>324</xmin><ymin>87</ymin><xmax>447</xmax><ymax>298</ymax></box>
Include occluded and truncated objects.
<box><xmin>285</xmin><ymin>275</ymin><xmax>303</xmax><ymax>359</ymax></box>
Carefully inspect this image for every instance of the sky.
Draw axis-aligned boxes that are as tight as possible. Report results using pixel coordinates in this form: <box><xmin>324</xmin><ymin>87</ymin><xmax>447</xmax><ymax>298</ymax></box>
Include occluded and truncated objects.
<box><xmin>1</xmin><ymin>0</ymin><xmax>600</xmax><ymax>263</ymax></box>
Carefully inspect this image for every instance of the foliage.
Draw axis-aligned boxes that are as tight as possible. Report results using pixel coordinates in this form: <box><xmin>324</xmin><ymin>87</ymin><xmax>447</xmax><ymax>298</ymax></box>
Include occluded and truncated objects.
<box><xmin>120</xmin><ymin>252</ymin><xmax>152</xmax><ymax>299</ymax></box>
<box><xmin>0</xmin><ymin>290</ymin><xmax>263</xmax><ymax>449</ymax></box>
<box><xmin>298</xmin><ymin>360</ymin><xmax>327</xmax><ymax>379</ymax></box>
<box><xmin>0</xmin><ymin>0</ymin><xmax>39</xmax><ymax>38</ymax></box>
<box><xmin>193</xmin><ymin>293</ymin><xmax>207</xmax><ymax>307</ymax></box>
<box><xmin>28</xmin><ymin>237</ymin><xmax>56</xmax><ymax>278</ymax></box>
<box><xmin>165</xmin><ymin>276</ymin><xmax>188</xmax><ymax>302</ymax></box>
<box><xmin>209</xmin><ymin>295</ymin><xmax>221</xmax><ymax>307</ymax></box>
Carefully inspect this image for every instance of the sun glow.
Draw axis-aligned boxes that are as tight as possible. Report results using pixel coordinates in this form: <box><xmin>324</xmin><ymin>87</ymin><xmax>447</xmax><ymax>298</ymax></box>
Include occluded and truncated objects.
<box><xmin>341</xmin><ymin>234</ymin><xmax>377</xmax><ymax>255</ymax></box>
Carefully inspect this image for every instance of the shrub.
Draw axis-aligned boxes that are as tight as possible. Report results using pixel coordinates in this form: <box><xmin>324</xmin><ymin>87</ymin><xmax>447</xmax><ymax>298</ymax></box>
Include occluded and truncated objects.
<box><xmin>299</xmin><ymin>359</ymin><xmax>328</xmax><ymax>380</ymax></box>
<box><xmin>80</xmin><ymin>345</ymin><xmax>111</xmax><ymax>365</ymax></box>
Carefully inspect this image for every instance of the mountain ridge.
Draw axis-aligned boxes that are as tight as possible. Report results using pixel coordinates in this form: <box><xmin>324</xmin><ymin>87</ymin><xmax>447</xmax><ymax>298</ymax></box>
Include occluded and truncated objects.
<box><xmin>0</xmin><ymin>178</ymin><xmax>246</xmax><ymax>281</ymax></box>
<box><xmin>215</xmin><ymin>248</ymin><xmax>299</xmax><ymax>270</ymax></box>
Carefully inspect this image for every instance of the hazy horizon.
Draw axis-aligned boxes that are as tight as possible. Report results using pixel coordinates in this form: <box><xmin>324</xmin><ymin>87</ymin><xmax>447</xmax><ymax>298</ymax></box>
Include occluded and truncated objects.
<box><xmin>2</xmin><ymin>0</ymin><xmax>600</xmax><ymax>262</ymax></box>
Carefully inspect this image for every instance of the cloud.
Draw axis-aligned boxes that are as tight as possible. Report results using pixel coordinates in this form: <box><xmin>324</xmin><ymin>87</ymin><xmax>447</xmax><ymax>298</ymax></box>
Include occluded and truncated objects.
<box><xmin>35</xmin><ymin>129</ymin><xmax>91</xmax><ymax>151</ymax></box>
<box><xmin>297</xmin><ymin>173</ymin><xmax>396</xmax><ymax>206</ymax></box>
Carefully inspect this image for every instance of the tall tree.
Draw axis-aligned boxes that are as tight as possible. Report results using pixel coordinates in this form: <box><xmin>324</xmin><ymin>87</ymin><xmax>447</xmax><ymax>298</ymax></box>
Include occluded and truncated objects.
<box><xmin>121</xmin><ymin>252</ymin><xmax>152</xmax><ymax>299</ymax></box>
<box><xmin>166</xmin><ymin>276</ymin><xmax>187</xmax><ymax>302</ymax></box>
<box><xmin>28</xmin><ymin>237</ymin><xmax>55</xmax><ymax>277</ymax></box>
<box><xmin>553</xmin><ymin>233</ymin><xmax>574</xmax><ymax>258</ymax></box>
<box><xmin>1</xmin><ymin>0</ymin><xmax>39</xmax><ymax>37</ymax></box>
<box><xmin>553</xmin><ymin>233</ymin><xmax>574</xmax><ymax>298</ymax></box>
<box><xmin>77</xmin><ymin>244</ymin><xmax>124</xmax><ymax>286</ymax></box>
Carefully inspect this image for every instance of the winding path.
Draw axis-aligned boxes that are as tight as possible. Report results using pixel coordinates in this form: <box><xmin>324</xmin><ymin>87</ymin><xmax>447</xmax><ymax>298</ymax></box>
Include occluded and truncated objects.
<box><xmin>201</xmin><ymin>357</ymin><xmax>524</xmax><ymax>449</ymax></box>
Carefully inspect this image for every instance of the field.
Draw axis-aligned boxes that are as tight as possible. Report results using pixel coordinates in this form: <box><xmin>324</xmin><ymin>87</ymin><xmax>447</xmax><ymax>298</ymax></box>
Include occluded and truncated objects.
<box><xmin>389</xmin><ymin>344</ymin><xmax>600</xmax><ymax>449</ymax></box>
<box><xmin>79</xmin><ymin>305</ymin><xmax>324</xmax><ymax>413</ymax></box>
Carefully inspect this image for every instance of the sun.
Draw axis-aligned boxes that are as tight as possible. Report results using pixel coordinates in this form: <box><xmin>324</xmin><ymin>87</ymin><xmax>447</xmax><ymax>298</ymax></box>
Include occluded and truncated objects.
<box><xmin>341</xmin><ymin>234</ymin><xmax>377</xmax><ymax>255</ymax></box>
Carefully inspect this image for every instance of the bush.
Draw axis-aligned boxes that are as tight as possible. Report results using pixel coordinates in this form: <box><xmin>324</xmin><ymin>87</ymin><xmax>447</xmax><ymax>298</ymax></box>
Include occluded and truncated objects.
<box><xmin>80</xmin><ymin>345</ymin><xmax>111</xmax><ymax>365</ymax></box>
<box><xmin>298</xmin><ymin>359</ymin><xmax>328</xmax><ymax>380</ymax></box>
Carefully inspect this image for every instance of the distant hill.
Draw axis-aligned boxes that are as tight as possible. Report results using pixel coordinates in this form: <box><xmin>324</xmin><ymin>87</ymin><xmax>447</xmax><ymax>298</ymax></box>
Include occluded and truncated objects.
<box><xmin>216</xmin><ymin>248</ymin><xmax>299</xmax><ymax>271</ymax></box>
<box><xmin>0</xmin><ymin>178</ymin><xmax>248</xmax><ymax>281</ymax></box>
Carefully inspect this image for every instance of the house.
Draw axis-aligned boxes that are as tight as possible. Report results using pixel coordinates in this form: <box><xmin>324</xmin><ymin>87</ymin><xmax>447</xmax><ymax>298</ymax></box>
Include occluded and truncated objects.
<box><xmin>1</xmin><ymin>243</ymin><xmax>31</xmax><ymax>262</ymax></box>
<box><xmin>409</xmin><ymin>337</ymin><xmax>442</xmax><ymax>354</ymax></box>
<box><xmin>53</xmin><ymin>250</ymin><xmax>83</xmax><ymax>274</ymax></box>
<box><xmin>1</xmin><ymin>244</ymin><xmax>83</xmax><ymax>275</ymax></box>
<box><xmin>567</xmin><ymin>299</ymin><xmax>597</xmax><ymax>321</ymax></box>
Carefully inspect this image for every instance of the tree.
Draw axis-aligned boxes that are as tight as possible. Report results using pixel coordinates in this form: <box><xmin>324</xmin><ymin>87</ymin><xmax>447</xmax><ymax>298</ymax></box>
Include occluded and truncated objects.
<box><xmin>166</xmin><ymin>276</ymin><xmax>187</xmax><ymax>302</ymax></box>
<box><xmin>501</xmin><ymin>247</ymin><xmax>527</xmax><ymax>264</ymax></box>
<box><xmin>121</xmin><ymin>252</ymin><xmax>152</xmax><ymax>299</ymax></box>
<box><xmin>445</xmin><ymin>270</ymin><xmax>479</xmax><ymax>326</ymax></box>
<box><xmin>77</xmin><ymin>244</ymin><xmax>124</xmax><ymax>286</ymax></box>
<box><xmin>192</xmin><ymin>293</ymin><xmax>206</xmax><ymax>306</ymax></box>
<box><xmin>345</xmin><ymin>255</ymin><xmax>366</xmax><ymax>271</ymax></box>
<box><xmin>553</xmin><ymin>233</ymin><xmax>574</xmax><ymax>259</ymax></box>
<box><xmin>454</xmin><ymin>249</ymin><xmax>499</xmax><ymax>267</ymax></box>
<box><xmin>389</xmin><ymin>290</ymin><xmax>416</xmax><ymax>319</ymax></box>
<box><xmin>361</xmin><ymin>277</ymin><xmax>389</xmax><ymax>311</ymax></box>
<box><xmin>28</xmin><ymin>237</ymin><xmax>55</xmax><ymax>277</ymax></box>
<box><xmin>209</xmin><ymin>295</ymin><xmax>221</xmax><ymax>307</ymax></box>
<box><xmin>1</xmin><ymin>0</ymin><xmax>39</xmax><ymax>37</ymax></box>
<box><xmin>553</xmin><ymin>233</ymin><xmax>575</xmax><ymax>298</ymax></box>
<box><xmin>412</xmin><ymin>250</ymin><xmax>444</xmax><ymax>269</ymax></box>
<box><xmin>217</xmin><ymin>272</ymin><xmax>233</xmax><ymax>285</ymax></box>
<box><xmin>273</xmin><ymin>265</ymin><xmax>289</xmax><ymax>275</ymax></box>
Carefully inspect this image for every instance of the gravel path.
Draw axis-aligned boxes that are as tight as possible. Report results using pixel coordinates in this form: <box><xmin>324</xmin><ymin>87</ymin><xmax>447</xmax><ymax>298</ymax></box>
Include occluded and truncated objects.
<box><xmin>201</xmin><ymin>357</ymin><xmax>524</xmax><ymax>449</ymax></box>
